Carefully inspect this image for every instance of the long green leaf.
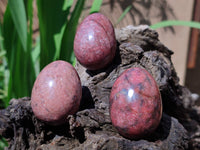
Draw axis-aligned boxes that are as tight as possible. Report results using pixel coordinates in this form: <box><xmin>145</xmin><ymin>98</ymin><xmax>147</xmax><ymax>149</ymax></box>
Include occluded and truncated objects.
<box><xmin>37</xmin><ymin>0</ymin><xmax>73</xmax><ymax>69</ymax></box>
<box><xmin>3</xmin><ymin>6</ymin><xmax>16</xmax><ymax>103</ymax></box>
<box><xmin>0</xmin><ymin>24</ymin><xmax>4</xmax><ymax>51</ymax></box>
<box><xmin>26</xmin><ymin>0</ymin><xmax>34</xmax><ymax>52</ymax></box>
<box><xmin>8</xmin><ymin>0</ymin><xmax>27</xmax><ymax>52</ymax></box>
<box><xmin>0</xmin><ymin>24</ymin><xmax>7</xmax><ymax>107</ymax></box>
<box><xmin>53</xmin><ymin>0</ymin><xmax>74</xmax><ymax>60</ymax></box>
<box><xmin>90</xmin><ymin>0</ymin><xmax>103</xmax><ymax>14</ymax></box>
<box><xmin>32</xmin><ymin>37</ymin><xmax>40</xmax><ymax>76</ymax></box>
<box><xmin>0</xmin><ymin>136</ymin><xmax>8</xmax><ymax>150</ymax></box>
<box><xmin>150</xmin><ymin>20</ymin><xmax>200</xmax><ymax>30</ymax></box>
<box><xmin>25</xmin><ymin>0</ymin><xmax>36</xmax><ymax>93</ymax></box>
<box><xmin>3</xmin><ymin>3</ymin><xmax>35</xmax><ymax>105</ymax></box>
<box><xmin>60</xmin><ymin>0</ymin><xmax>85</xmax><ymax>64</ymax></box>
<box><xmin>3</xmin><ymin>6</ymin><xmax>16</xmax><ymax>63</ymax></box>
<box><xmin>115</xmin><ymin>5</ymin><xmax>132</xmax><ymax>26</ymax></box>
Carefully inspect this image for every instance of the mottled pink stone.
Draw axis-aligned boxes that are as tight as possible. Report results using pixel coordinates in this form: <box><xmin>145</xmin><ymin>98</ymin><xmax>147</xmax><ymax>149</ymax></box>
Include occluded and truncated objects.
<box><xmin>31</xmin><ymin>60</ymin><xmax>82</xmax><ymax>125</ymax></box>
<box><xmin>74</xmin><ymin>13</ymin><xmax>116</xmax><ymax>70</ymax></box>
<box><xmin>109</xmin><ymin>67</ymin><xmax>162</xmax><ymax>139</ymax></box>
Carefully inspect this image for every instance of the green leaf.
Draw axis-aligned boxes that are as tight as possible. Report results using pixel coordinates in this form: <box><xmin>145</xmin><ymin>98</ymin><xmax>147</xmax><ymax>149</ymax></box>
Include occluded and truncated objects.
<box><xmin>3</xmin><ymin>6</ymin><xmax>16</xmax><ymax>63</ymax></box>
<box><xmin>32</xmin><ymin>37</ymin><xmax>40</xmax><ymax>76</ymax></box>
<box><xmin>90</xmin><ymin>0</ymin><xmax>103</xmax><ymax>14</ymax></box>
<box><xmin>0</xmin><ymin>24</ymin><xmax>7</xmax><ymax>107</ymax></box>
<box><xmin>60</xmin><ymin>0</ymin><xmax>85</xmax><ymax>64</ymax></box>
<box><xmin>0</xmin><ymin>137</ymin><xmax>8</xmax><ymax>150</ymax></box>
<box><xmin>26</xmin><ymin>0</ymin><xmax>34</xmax><ymax>52</ymax></box>
<box><xmin>53</xmin><ymin>0</ymin><xmax>74</xmax><ymax>60</ymax></box>
<box><xmin>115</xmin><ymin>5</ymin><xmax>132</xmax><ymax>26</ymax></box>
<box><xmin>25</xmin><ymin>0</ymin><xmax>36</xmax><ymax>90</ymax></box>
<box><xmin>2</xmin><ymin>6</ymin><xmax>17</xmax><ymax>104</ymax></box>
<box><xmin>0</xmin><ymin>24</ymin><xmax>4</xmax><ymax>51</ymax></box>
<box><xmin>150</xmin><ymin>20</ymin><xmax>200</xmax><ymax>30</ymax></box>
<box><xmin>2</xmin><ymin>3</ymin><xmax>35</xmax><ymax>106</ymax></box>
<box><xmin>8</xmin><ymin>0</ymin><xmax>27</xmax><ymax>52</ymax></box>
<box><xmin>0</xmin><ymin>51</ymin><xmax>6</xmax><ymax>58</ymax></box>
<box><xmin>37</xmin><ymin>0</ymin><xmax>73</xmax><ymax>69</ymax></box>
<box><xmin>32</xmin><ymin>38</ymin><xmax>40</xmax><ymax>63</ymax></box>
<box><xmin>63</xmin><ymin>0</ymin><xmax>74</xmax><ymax>10</ymax></box>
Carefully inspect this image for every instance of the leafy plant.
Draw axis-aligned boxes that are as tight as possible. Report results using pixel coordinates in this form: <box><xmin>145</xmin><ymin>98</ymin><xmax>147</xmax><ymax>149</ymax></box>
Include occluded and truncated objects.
<box><xmin>2</xmin><ymin>0</ymin><xmax>35</xmax><ymax>107</ymax></box>
<box><xmin>115</xmin><ymin>5</ymin><xmax>132</xmax><ymax>26</ymax></box>
<box><xmin>90</xmin><ymin>0</ymin><xmax>103</xmax><ymax>14</ymax></box>
<box><xmin>0</xmin><ymin>0</ymin><xmax>102</xmax><ymax>107</ymax></box>
<box><xmin>150</xmin><ymin>20</ymin><xmax>200</xmax><ymax>30</ymax></box>
<box><xmin>0</xmin><ymin>136</ymin><xmax>8</xmax><ymax>150</ymax></box>
<box><xmin>0</xmin><ymin>0</ymin><xmax>103</xmax><ymax>148</ymax></box>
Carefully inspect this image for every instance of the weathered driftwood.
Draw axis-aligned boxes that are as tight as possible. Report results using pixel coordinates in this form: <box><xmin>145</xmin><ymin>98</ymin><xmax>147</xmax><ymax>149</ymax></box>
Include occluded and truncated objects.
<box><xmin>1</xmin><ymin>25</ymin><xmax>200</xmax><ymax>150</ymax></box>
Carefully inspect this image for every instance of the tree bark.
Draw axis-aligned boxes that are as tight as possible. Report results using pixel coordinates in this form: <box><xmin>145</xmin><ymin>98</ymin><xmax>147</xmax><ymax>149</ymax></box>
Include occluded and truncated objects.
<box><xmin>1</xmin><ymin>25</ymin><xmax>200</xmax><ymax>150</ymax></box>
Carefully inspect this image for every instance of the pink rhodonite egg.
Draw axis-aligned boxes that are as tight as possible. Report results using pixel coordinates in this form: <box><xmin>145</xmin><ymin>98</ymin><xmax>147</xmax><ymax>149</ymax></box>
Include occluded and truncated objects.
<box><xmin>74</xmin><ymin>13</ymin><xmax>116</xmax><ymax>70</ymax></box>
<box><xmin>31</xmin><ymin>60</ymin><xmax>82</xmax><ymax>125</ymax></box>
<box><xmin>109</xmin><ymin>67</ymin><xmax>162</xmax><ymax>139</ymax></box>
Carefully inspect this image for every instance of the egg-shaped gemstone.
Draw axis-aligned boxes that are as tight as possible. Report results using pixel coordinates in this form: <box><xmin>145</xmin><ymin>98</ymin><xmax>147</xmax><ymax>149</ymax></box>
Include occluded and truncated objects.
<box><xmin>31</xmin><ymin>60</ymin><xmax>82</xmax><ymax>125</ymax></box>
<box><xmin>110</xmin><ymin>67</ymin><xmax>162</xmax><ymax>139</ymax></box>
<box><xmin>74</xmin><ymin>13</ymin><xmax>116</xmax><ymax>70</ymax></box>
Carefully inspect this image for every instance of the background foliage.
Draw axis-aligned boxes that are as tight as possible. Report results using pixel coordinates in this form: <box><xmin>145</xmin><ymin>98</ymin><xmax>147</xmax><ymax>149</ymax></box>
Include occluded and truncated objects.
<box><xmin>0</xmin><ymin>0</ymin><xmax>102</xmax><ymax>148</ymax></box>
<box><xmin>0</xmin><ymin>0</ymin><xmax>102</xmax><ymax>109</ymax></box>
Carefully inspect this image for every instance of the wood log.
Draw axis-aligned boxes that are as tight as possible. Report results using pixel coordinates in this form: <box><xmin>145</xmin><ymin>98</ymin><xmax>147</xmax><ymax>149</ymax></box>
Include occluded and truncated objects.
<box><xmin>1</xmin><ymin>25</ymin><xmax>200</xmax><ymax>150</ymax></box>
